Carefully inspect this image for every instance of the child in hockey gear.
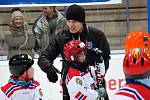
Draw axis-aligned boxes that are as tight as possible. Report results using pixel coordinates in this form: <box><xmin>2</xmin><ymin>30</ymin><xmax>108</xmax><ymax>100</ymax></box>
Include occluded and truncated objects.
<box><xmin>63</xmin><ymin>40</ymin><xmax>106</xmax><ymax>100</ymax></box>
<box><xmin>113</xmin><ymin>31</ymin><xmax>150</xmax><ymax>100</ymax></box>
<box><xmin>1</xmin><ymin>54</ymin><xmax>45</xmax><ymax>100</ymax></box>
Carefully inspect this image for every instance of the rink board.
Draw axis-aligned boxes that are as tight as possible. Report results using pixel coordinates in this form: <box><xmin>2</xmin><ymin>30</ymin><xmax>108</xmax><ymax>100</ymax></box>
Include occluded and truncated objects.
<box><xmin>0</xmin><ymin>0</ymin><xmax>122</xmax><ymax>7</ymax></box>
<box><xmin>0</xmin><ymin>54</ymin><xmax>125</xmax><ymax>100</ymax></box>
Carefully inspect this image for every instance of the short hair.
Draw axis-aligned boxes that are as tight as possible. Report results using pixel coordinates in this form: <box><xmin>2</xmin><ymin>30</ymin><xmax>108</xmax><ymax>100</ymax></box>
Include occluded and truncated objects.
<box><xmin>11</xmin><ymin>7</ymin><xmax>22</xmax><ymax>13</ymax></box>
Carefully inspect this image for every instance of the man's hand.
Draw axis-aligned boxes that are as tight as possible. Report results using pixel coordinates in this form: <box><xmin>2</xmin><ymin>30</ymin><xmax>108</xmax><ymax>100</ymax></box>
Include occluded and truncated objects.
<box><xmin>91</xmin><ymin>48</ymin><xmax>103</xmax><ymax>63</ymax></box>
<box><xmin>87</xmin><ymin>48</ymin><xmax>103</xmax><ymax>63</ymax></box>
<box><xmin>45</xmin><ymin>66</ymin><xmax>58</xmax><ymax>83</ymax></box>
<box><xmin>96</xmin><ymin>87</ymin><xmax>107</xmax><ymax>99</ymax></box>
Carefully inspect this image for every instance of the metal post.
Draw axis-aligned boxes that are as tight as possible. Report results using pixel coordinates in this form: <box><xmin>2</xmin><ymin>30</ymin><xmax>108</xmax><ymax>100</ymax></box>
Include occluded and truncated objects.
<box><xmin>125</xmin><ymin>0</ymin><xmax>130</xmax><ymax>34</ymax></box>
<box><xmin>148</xmin><ymin>0</ymin><xmax>150</xmax><ymax>33</ymax></box>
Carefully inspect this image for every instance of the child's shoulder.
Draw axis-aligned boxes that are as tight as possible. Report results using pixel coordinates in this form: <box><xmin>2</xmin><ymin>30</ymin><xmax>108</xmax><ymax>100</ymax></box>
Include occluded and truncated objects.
<box><xmin>67</xmin><ymin>68</ymin><xmax>80</xmax><ymax>79</ymax></box>
<box><xmin>1</xmin><ymin>82</ymin><xmax>15</xmax><ymax>93</ymax></box>
<box><xmin>33</xmin><ymin>80</ymin><xmax>40</xmax><ymax>86</ymax></box>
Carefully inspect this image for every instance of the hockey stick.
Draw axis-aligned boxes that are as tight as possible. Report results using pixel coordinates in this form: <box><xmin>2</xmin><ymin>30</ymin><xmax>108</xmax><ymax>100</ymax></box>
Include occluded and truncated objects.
<box><xmin>52</xmin><ymin>65</ymin><xmax>61</xmax><ymax>74</ymax></box>
<box><xmin>95</xmin><ymin>62</ymin><xmax>105</xmax><ymax>100</ymax></box>
<box><xmin>91</xmin><ymin>48</ymin><xmax>106</xmax><ymax>100</ymax></box>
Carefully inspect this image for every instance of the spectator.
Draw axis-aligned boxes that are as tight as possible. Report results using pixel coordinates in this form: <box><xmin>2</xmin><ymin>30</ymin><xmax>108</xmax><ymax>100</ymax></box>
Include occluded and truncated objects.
<box><xmin>32</xmin><ymin>6</ymin><xmax>67</xmax><ymax>53</ymax></box>
<box><xmin>1</xmin><ymin>54</ymin><xmax>45</xmax><ymax>100</ymax></box>
<box><xmin>38</xmin><ymin>4</ymin><xmax>110</xmax><ymax>100</ymax></box>
<box><xmin>5</xmin><ymin>7</ymin><xmax>35</xmax><ymax>59</ymax></box>
<box><xmin>113</xmin><ymin>31</ymin><xmax>150</xmax><ymax>100</ymax></box>
<box><xmin>64</xmin><ymin>40</ymin><xmax>106</xmax><ymax>100</ymax></box>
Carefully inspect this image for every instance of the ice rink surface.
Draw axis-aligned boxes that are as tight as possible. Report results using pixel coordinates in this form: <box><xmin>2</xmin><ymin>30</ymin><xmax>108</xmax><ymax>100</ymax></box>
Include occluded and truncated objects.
<box><xmin>0</xmin><ymin>54</ymin><xmax>125</xmax><ymax>100</ymax></box>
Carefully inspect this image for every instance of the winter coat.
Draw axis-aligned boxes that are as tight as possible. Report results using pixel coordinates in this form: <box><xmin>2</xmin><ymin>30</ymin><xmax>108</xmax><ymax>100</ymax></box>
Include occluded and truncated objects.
<box><xmin>38</xmin><ymin>26</ymin><xmax>110</xmax><ymax>76</ymax></box>
<box><xmin>5</xmin><ymin>22</ymin><xmax>35</xmax><ymax>59</ymax></box>
<box><xmin>32</xmin><ymin>10</ymin><xmax>67</xmax><ymax>52</ymax></box>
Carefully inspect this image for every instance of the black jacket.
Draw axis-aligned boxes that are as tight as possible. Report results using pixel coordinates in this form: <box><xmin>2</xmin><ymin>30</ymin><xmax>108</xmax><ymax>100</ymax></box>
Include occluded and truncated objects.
<box><xmin>38</xmin><ymin>26</ymin><xmax>110</xmax><ymax>74</ymax></box>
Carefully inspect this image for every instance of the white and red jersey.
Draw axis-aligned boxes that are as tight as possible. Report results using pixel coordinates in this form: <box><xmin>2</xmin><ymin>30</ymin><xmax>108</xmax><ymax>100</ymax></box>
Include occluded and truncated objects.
<box><xmin>1</xmin><ymin>80</ymin><xmax>44</xmax><ymax>100</ymax></box>
<box><xmin>113</xmin><ymin>83</ymin><xmax>150</xmax><ymax>100</ymax></box>
<box><xmin>65</xmin><ymin>66</ymin><xmax>99</xmax><ymax>100</ymax></box>
<box><xmin>0</xmin><ymin>89</ymin><xmax>9</xmax><ymax>100</ymax></box>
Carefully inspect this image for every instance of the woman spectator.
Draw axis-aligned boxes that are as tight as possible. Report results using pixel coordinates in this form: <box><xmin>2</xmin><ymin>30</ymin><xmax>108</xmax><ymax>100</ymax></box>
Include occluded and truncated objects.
<box><xmin>5</xmin><ymin>7</ymin><xmax>35</xmax><ymax>59</ymax></box>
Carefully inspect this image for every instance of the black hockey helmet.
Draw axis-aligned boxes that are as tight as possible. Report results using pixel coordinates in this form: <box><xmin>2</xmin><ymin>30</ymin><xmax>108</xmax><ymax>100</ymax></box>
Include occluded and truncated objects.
<box><xmin>9</xmin><ymin>54</ymin><xmax>34</xmax><ymax>76</ymax></box>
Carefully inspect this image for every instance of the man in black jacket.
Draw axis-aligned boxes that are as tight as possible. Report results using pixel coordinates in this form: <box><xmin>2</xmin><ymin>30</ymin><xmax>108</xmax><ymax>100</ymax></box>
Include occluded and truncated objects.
<box><xmin>38</xmin><ymin>4</ymin><xmax>111</xmax><ymax>100</ymax></box>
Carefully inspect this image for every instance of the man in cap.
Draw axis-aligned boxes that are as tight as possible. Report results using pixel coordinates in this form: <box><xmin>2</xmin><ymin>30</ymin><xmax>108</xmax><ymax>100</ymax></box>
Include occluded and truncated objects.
<box><xmin>37</xmin><ymin>4</ymin><xmax>110</xmax><ymax>100</ymax></box>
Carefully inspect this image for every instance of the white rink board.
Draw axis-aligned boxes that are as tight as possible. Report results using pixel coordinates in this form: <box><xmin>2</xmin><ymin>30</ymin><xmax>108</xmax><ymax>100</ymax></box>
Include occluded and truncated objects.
<box><xmin>0</xmin><ymin>54</ymin><xmax>125</xmax><ymax>100</ymax></box>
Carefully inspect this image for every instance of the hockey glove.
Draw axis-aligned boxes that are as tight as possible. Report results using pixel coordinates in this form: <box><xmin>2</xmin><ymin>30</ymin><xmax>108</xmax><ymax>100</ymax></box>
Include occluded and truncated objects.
<box><xmin>87</xmin><ymin>48</ymin><xmax>103</xmax><ymax>63</ymax></box>
<box><xmin>45</xmin><ymin>65</ymin><xmax>58</xmax><ymax>83</ymax></box>
<box><xmin>92</xmin><ymin>48</ymin><xmax>103</xmax><ymax>63</ymax></box>
<box><xmin>96</xmin><ymin>87</ymin><xmax>107</xmax><ymax>98</ymax></box>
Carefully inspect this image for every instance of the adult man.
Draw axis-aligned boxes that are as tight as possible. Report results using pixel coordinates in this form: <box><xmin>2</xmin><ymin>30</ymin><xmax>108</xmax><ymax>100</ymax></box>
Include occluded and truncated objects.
<box><xmin>38</xmin><ymin>4</ymin><xmax>110</xmax><ymax>100</ymax></box>
<box><xmin>113</xmin><ymin>31</ymin><xmax>150</xmax><ymax>100</ymax></box>
<box><xmin>32</xmin><ymin>6</ymin><xmax>67</xmax><ymax>53</ymax></box>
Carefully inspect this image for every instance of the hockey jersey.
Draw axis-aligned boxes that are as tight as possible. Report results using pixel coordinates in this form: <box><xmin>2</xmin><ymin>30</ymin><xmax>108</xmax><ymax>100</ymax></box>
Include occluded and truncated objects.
<box><xmin>0</xmin><ymin>89</ymin><xmax>9</xmax><ymax>100</ymax></box>
<box><xmin>66</xmin><ymin>66</ymin><xmax>99</xmax><ymax>100</ymax></box>
<box><xmin>1</xmin><ymin>79</ymin><xmax>44</xmax><ymax>100</ymax></box>
<box><xmin>113</xmin><ymin>82</ymin><xmax>150</xmax><ymax>100</ymax></box>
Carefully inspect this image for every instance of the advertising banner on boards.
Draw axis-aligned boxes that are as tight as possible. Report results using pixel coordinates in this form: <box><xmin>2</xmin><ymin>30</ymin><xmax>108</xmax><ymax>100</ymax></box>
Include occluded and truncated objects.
<box><xmin>0</xmin><ymin>0</ymin><xmax>122</xmax><ymax>7</ymax></box>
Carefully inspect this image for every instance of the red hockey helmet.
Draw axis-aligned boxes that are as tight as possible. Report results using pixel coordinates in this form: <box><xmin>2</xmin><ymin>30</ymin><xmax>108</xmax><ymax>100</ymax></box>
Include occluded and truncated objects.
<box><xmin>125</xmin><ymin>31</ymin><xmax>150</xmax><ymax>53</ymax></box>
<box><xmin>123</xmin><ymin>48</ymin><xmax>150</xmax><ymax>79</ymax></box>
<box><xmin>64</xmin><ymin>40</ymin><xmax>87</xmax><ymax>62</ymax></box>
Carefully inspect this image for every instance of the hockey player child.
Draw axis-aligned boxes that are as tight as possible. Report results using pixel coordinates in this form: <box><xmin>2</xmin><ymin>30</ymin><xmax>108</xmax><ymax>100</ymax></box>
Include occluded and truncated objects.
<box><xmin>113</xmin><ymin>31</ymin><xmax>150</xmax><ymax>100</ymax></box>
<box><xmin>63</xmin><ymin>40</ymin><xmax>106</xmax><ymax>100</ymax></box>
<box><xmin>1</xmin><ymin>54</ymin><xmax>45</xmax><ymax>100</ymax></box>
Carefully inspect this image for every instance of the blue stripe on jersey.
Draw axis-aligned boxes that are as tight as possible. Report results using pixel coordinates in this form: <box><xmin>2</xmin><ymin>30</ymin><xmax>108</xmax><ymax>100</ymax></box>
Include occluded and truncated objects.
<box><xmin>119</xmin><ymin>87</ymin><xmax>143</xmax><ymax>100</ymax></box>
<box><xmin>78</xmin><ymin>94</ymin><xmax>84</xmax><ymax>100</ymax></box>
<box><xmin>5</xmin><ymin>84</ymin><xmax>20</xmax><ymax>95</ymax></box>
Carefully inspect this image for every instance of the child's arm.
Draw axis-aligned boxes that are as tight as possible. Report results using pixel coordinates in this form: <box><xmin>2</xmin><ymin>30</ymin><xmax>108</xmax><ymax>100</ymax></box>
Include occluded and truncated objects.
<box><xmin>66</xmin><ymin>76</ymin><xmax>99</xmax><ymax>100</ymax></box>
<box><xmin>33</xmin><ymin>81</ymin><xmax>47</xmax><ymax>100</ymax></box>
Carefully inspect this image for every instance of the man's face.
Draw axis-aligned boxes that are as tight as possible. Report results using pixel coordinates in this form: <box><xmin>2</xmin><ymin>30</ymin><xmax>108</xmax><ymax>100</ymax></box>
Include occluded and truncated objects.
<box><xmin>67</xmin><ymin>20</ymin><xmax>84</xmax><ymax>34</ymax></box>
<box><xmin>13</xmin><ymin>16</ymin><xmax>24</xmax><ymax>28</ymax></box>
<box><xmin>42</xmin><ymin>6</ymin><xmax>54</xmax><ymax>16</ymax></box>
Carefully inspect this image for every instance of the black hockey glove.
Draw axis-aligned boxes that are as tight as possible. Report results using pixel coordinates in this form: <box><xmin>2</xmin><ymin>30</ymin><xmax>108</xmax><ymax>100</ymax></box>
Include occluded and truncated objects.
<box><xmin>45</xmin><ymin>65</ymin><xmax>58</xmax><ymax>83</ymax></box>
<box><xmin>90</xmin><ymin>48</ymin><xmax>103</xmax><ymax>63</ymax></box>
